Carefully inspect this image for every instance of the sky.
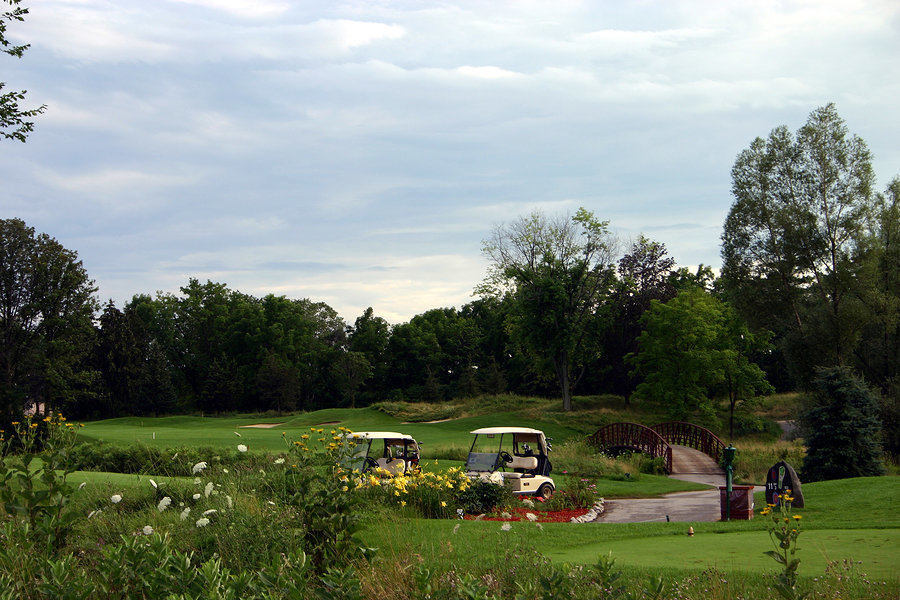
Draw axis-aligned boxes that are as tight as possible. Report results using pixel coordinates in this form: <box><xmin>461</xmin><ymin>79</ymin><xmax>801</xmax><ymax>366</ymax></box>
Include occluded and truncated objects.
<box><xmin>2</xmin><ymin>0</ymin><xmax>898</xmax><ymax>323</ymax></box>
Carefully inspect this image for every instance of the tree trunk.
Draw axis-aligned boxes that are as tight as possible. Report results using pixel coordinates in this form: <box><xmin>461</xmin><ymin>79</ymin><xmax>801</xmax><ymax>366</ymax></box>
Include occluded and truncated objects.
<box><xmin>556</xmin><ymin>350</ymin><xmax>572</xmax><ymax>411</ymax></box>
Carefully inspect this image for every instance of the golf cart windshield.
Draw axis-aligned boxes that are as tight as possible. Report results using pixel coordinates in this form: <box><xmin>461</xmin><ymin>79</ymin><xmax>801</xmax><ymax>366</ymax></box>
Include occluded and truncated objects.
<box><xmin>466</xmin><ymin>452</ymin><xmax>499</xmax><ymax>472</ymax></box>
<box><xmin>346</xmin><ymin>440</ymin><xmax>371</xmax><ymax>471</ymax></box>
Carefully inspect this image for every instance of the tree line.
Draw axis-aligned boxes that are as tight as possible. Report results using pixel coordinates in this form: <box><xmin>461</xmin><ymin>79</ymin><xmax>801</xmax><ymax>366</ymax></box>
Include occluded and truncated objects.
<box><xmin>2</xmin><ymin>105</ymin><xmax>897</xmax><ymax>453</ymax></box>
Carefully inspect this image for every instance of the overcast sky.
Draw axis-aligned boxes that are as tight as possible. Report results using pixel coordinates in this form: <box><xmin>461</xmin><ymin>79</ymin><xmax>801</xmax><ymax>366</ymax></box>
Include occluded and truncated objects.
<box><xmin>3</xmin><ymin>0</ymin><xmax>898</xmax><ymax>323</ymax></box>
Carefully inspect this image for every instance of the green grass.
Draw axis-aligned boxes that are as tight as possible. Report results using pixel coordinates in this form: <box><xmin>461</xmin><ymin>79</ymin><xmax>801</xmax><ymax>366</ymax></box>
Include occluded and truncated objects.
<box><xmin>77</xmin><ymin>408</ymin><xmax>583</xmax><ymax>453</ymax></box>
<box><xmin>547</xmin><ymin>529</ymin><xmax>898</xmax><ymax>578</ymax></box>
<box><xmin>68</xmin><ymin>470</ymin><xmax>189</xmax><ymax>489</ymax></box>
<box><xmin>361</xmin><ymin>476</ymin><xmax>900</xmax><ymax>579</ymax></box>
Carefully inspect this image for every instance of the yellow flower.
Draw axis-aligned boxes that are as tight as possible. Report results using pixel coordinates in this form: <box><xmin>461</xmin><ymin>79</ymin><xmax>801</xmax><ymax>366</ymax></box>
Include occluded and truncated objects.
<box><xmin>301</xmin><ymin>434</ymin><xmax>309</xmax><ymax>439</ymax></box>
<box><xmin>341</xmin><ymin>486</ymin><xmax>348</xmax><ymax>492</ymax></box>
<box><xmin>400</xmin><ymin>500</ymin><xmax>406</xmax><ymax>507</ymax></box>
<box><xmin>793</xmin><ymin>515</ymin><xmax>802</xmax><ymax>520</ymax></box>
<box><xmin>441</xmin><ymin>501</ymin><xmax>447</xmax><ymax>507</ymax></box>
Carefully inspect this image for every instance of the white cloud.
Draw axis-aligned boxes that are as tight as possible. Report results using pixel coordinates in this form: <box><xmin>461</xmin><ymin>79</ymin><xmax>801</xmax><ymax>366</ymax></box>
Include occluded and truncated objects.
<box><xmin>455</xmin><ymin>65</ymin><xmax>524</xmax><ymax>80</ymax></box>
<box><xmin>168</xmin><ymin>0</ymin><xmax>290</xmax><ymax>19</ymax></box>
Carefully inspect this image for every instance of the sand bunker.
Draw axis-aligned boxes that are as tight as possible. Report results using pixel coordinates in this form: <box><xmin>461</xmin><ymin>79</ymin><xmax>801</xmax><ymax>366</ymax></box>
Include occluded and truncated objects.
<box><xmin>238</xmin><ymin>423</ymin><xmax>283</xmax><ymax>429</ymax></box>
<box><xmin>401</xmin><ymin>417</ymin><xmax>457</xmax><ymax>424</ymax></box>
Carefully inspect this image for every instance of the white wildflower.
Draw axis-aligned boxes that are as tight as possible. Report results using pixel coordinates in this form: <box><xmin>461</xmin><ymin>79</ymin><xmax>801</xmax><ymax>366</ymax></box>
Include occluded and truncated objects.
<box><xmin>110</xmin><ymin>494</ymin><xmax>122</xmax><ymax>504</ymax></box>
<box><xmin>192</xmin><ymin>493</ymin><xmax>201</xmax><ymax>500</ymax></box>
<box><xmin>179</xmin><ymin>502</ymin><xmax>185</xmax><ymax>507</ymax></box>
<box><xmin>525</xmin><ymin>512</ymin><xmax>538</xmax><ymax>522</ymax></box>
<box><xmin>226</xmin><ymin>495</ymin><xmax>233</xmax><ymax>509</ymax></box>
<box><xmin>222</xmin><ymin>468</ymin><xmax>229</xmax><ymax>474</ymax></box>
<box><xmin>195</xmin><ymin>517</ymin><xmax>210</xmax><ymax>528</ymax></box>
<box><xmin>237</xmin><ymin>444</ymin><xmax>247</xmax><ymax>452</ymax></box>
<box><xmin>149</xmin><ymin>479</ymin><xmax>157</xmax><ymax>489</ymax></box>
<box><xmin>500</xmin><ymin>511</ymin><xmax>511</xmax><ymax>519</ymax></box>
<box><xmin>522</xmin><ymin>498</ymin><xmax>534</xmax><ymax>508</ymax></box>
<box><xmin>142</xmin><ymin>525</ymin><xmax>154</xmax><ymax>535</ymax></box>
<box><xmin>157</xmin><ymin>497</ymin><xmax>172</xmax><ymax>512</ymax></box>
<box><xmin>192</xmin><ymin>462</ymin><xmax>207</xmax><ymax>474</ymax></box>
<box><xmin>180</xmin><ymin>507</ymin><xmax>191</xmax><ymax>521</ymax></box>
<box><xmin>194</xmin><ymin>477</ymin><xmax>201</xmax><ymax>485</ymax></box>
<box><xmin>500</xmin><ymin>522</ymin><xmax>512</xmax><ymax>531</ymax></box>
<box><xmin>204</xmin><ymin>482</ymin><xmax>214</xmax><ymax>498</ymax></box>
<box><xmin>274</xmin><ymin>458</ymin><xmax>285</xmax><ymax>465</ymax></box>
<box><xmin>202</xmin><ymin>509</ymin><xmax>218</xmax><ymax>516</ymax></box>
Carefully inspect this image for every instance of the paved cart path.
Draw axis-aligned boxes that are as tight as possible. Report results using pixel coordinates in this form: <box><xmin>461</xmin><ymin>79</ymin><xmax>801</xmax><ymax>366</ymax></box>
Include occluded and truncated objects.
<box><xmin>594</xmin><ymin>446</ymin><xmax>761</xmax><ymax>523</ymax></box>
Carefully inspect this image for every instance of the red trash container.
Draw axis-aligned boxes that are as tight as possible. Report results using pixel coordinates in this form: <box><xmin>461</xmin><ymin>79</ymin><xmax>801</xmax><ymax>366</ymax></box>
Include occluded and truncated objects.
<box><xmin>719</xmin><ymin>485</ymin><xmax>755</xmax><ymax>520</ymax></box>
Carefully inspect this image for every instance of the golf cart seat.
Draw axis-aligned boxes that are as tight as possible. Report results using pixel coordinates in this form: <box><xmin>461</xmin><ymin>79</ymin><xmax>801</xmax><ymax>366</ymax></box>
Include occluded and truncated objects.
<box><xmin>500</xmin><ymin>472</ymin><xmax>524</xmax><ymax>479</ymax></box>
<box><xmin>508</xmin><ymin>456</ymin><xmax>538</xmax><ymax>471</ymax></box>
<box><xmin>375</xmin><ymin>457</ymin><xmax>406</xmax><ymax>475</ymax></box>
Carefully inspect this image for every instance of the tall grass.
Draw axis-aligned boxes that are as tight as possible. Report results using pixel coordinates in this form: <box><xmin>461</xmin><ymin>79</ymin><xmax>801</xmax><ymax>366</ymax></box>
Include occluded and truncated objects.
<box><xmin>732</xmin><ymin>440</ymin><xmax>806</xmax><ymax>484</ymax></box>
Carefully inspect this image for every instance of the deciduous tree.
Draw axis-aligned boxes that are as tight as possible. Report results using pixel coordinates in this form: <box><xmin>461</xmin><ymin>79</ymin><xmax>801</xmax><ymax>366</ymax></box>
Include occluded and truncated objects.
<box><xmin>482</xmin><ymin>208</ymin><xmax>616</xmax><ymax>411</ymax></box>
<box><xmin>0</xmin><ymin>218</ymin><xmax>98</xmax><ymax>420</ymax></box>
<box><xmin>1</xmin><ymin>0</ymin><xmax>45</xmax><ymax>141</ymax></box>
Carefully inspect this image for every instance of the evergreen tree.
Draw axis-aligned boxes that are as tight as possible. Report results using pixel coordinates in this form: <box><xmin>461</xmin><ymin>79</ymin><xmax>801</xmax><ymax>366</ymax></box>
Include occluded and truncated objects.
<box><xmin>800</xmin><ymin>366</ymin><xmax>884</xmax><ymax>481</ymax></box>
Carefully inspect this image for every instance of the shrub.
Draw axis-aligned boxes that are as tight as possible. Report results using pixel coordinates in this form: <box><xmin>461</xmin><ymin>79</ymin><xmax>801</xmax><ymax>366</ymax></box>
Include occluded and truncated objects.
<box><xmin>456</xmin><ymin>479</ymin><xmax>514</xmax><ymax>514</ymax></box>
<box><xmin>68</xmin><ymin>442</ymin><xmax>261</xmax><ymax>477</ymax></box>
<box><xmin>728</xmin><ymin>411</ymin><xmax>783</xmax><ymax>439</ymax></box>
<box><xmin>542</xmin><ymin>478</ymin><xmax>599</xmax><ymax>510</ymax></box>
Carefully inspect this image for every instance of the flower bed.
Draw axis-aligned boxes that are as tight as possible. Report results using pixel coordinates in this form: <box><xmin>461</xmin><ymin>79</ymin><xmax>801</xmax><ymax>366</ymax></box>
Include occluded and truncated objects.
<box><xmin>463</xmin><ymin>506</ymin><xmax>590</xmax><ymax>523</ymax></box>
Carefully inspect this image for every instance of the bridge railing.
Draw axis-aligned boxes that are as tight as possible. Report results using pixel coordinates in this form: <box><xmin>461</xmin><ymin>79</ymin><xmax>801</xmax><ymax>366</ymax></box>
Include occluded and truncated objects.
<box><xmin>651</xmin><ymin>421</ymin><xmax>725</xmax><ymax>464</ymax></box>
<box><xmin>588</xmin><ymin>422</ymin><xmax>673</xmax><ymax>474</ymax></box>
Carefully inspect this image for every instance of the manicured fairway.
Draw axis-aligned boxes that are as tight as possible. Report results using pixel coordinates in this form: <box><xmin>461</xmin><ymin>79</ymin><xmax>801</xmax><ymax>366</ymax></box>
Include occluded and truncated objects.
<box><xmin>77</xmin><ymin>408</ymin><xmax>582</xmax><ymax>452</ymax></box>
<box><xmin>546</xmin><ymin>528</ymin><xmax>899</xmax><ymax>579</ymax></box>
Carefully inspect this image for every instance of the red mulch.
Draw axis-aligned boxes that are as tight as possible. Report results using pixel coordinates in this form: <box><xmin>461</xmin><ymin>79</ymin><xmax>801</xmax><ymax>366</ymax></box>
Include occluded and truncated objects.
<box><xmin>463</xmin><ymin>506</ymin><xmax>589</xmax><ymax>523</ymax></box>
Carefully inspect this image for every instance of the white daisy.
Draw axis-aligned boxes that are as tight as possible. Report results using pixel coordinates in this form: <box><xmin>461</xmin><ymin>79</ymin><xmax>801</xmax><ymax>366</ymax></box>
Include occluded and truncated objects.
<box><xmin>110</xmin><ymin>494</ymin><xmax>122</xmax><ymax>504</ymax></box>
<box><xmin>195</xmin><ymin>517</ymin><xmax>210</xmax><ymax>528</ymax></box>
<box><xmin>142</xmin><ymin>525</ymin><xmax>154</xmax><ymax>535</ymax></box>
<box><xmin>192</xmin><ymin>462</ymin><xmax>207</xmax><ymax>474</ymax></box>
<box><xmin>157</xmin><ymin>497</ymin><xmax>172</xmax><ymax>512</ymax></box>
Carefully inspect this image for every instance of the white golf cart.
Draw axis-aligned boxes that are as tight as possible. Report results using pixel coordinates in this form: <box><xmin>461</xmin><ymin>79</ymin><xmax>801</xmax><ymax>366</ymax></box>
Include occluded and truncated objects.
<box><xmin>346</xmin><ymin>431</ymin><xmax>420</xmax><ymax>476</ymax></box>
<box><xmin>465</xmin><ymin>427</ymin><xmax>555</xmax><ymax>498</ymax></box>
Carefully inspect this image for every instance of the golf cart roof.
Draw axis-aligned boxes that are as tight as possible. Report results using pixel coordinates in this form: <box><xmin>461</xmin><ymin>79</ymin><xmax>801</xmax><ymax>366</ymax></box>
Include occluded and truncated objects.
<box><xmin>469</xmin><ymin>427</ymin><xmax>545</xmax><ymax>435</ymax></box>
<box><xmin>349</xmin><ymin>431</ymin><xmax>416</xmax><ymax>441</ymax></box>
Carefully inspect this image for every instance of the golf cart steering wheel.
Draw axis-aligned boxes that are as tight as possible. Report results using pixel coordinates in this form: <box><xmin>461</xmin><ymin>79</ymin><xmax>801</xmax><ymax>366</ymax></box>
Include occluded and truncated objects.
<box><xmin>498</xmin><ymin>451</ymin><xmax>513</xmax><ymax>465</ymax></box>
<box><xmin>364</xmin><ymin>457</ymin><xmax>379</xmax><ymax>471</ymax></box>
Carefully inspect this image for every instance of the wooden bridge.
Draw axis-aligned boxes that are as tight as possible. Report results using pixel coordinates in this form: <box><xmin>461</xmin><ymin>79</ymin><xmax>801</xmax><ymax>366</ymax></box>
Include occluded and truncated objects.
<box><xmin>587</xmin><ymin>421</ymin><xmax>725</xmax><ymax>474</ymax></box>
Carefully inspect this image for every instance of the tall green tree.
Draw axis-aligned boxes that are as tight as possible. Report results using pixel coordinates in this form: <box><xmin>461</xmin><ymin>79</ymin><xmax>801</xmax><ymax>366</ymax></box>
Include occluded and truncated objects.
<box><xmin>0</xmin><ymin>218</ymin><xmax>98</xmax><ymax>420</ymax></box>
<box><xmin>629</xmin><ymin>288</ymin><xmax>771</xmax><ymax>427</ymax></box>
<box><xmin>799</xmin><ymin>366</ymin><xmax>884</xmax><ymax>481</ymax></box>
<box><xmin>722</xmin><ymin>103</ymin><xmax>877</xmax><ymax>384</ymax></box>
<box><xmin>481</xmin><ymin>208</ymin><xmax>616</xmax><ymax>411</ymax></box>
<box><xmin>595</xmin><ymin>236</ymin><xmax>677</xmax><ymax>398</ymax></box>
<box><xmin>1</xmin><ymin>0</ymin><xmax>45</xmax><ymax>141</ymax></box>
<box><xmin>93</xmin><ymin>300</ymin><xmax>177</xmax><ymax>417</ymax></box>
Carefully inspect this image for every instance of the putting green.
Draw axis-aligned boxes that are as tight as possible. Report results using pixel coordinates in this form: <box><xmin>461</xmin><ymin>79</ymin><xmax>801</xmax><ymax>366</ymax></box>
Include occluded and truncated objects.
<box><xmin>547</xmin><ymin>528</ymin><xmax>900</xmax><ymax>579</ymax></box>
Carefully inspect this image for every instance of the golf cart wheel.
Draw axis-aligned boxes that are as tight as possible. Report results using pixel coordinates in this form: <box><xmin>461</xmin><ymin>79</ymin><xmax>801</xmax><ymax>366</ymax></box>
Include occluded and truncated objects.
<box><xmin>537</xmin><ymin>484</ymin><xmax>553</xmax><ymax>500</ymax></box>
